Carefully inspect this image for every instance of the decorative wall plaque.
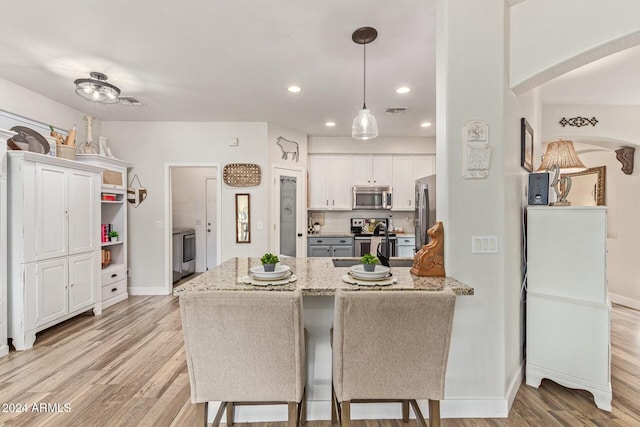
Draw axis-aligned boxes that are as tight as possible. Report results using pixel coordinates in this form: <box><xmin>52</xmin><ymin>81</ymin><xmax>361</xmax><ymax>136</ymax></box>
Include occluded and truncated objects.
<box><xmin>462</xmin><ymin>120</ymin><xmax>491</xmax><ymax>179</ymax></box>
<box><xmin>559</xmin><ymin>117</ymin><xmax>598</xmax><ymax>127</ymax></box>
<box><xmin>223</xmin><ymin>163</ymin><xmax>261</xmax><ymax>187</ymax></box>
<box><xmin>615</xmin><ymin>147</ymin><xmax>635</xmax><ymax>175</ymax></box>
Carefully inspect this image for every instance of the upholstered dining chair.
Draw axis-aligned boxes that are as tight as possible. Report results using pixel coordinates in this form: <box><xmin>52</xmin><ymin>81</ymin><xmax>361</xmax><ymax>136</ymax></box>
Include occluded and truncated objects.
<box><xmin>331</xmin><ymin>288</ymin><xmax>456</xmax><ymax>427</ymax></box>
<box><xmin>180</xmin><ymin>289</ymin><xmax>306</xmax><ymax>427</ymax></box>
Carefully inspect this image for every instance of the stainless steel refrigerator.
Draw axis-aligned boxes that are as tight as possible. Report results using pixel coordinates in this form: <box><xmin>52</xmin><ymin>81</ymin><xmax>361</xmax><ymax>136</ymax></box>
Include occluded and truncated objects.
<box><xmin>415</xmin><ymin>174</ymin><xmax>436</xmax><ymax>252</ymax></box>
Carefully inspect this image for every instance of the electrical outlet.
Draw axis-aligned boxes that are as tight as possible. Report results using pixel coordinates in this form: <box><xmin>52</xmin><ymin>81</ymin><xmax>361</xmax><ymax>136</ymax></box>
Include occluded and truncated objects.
<box><xmin>257</xmin><ymin>221</ymin><xmax>263</xmax><ymax>230</ymax></box>
<box><xmin>155</xmin><ymin>221</ymin><xmax>163</xmax><ymax>229</ymax></box>
<box><xmin>228</xmin><ymin>137</ymin><xmax>239</xmax><ymax>146</ymax></box>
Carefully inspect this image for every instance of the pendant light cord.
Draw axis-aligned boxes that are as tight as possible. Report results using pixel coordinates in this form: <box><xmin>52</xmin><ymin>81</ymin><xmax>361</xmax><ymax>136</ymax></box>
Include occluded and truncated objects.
<box><xmin>362</xmin><ymin>43</ymin><xmax>367</xmax><ymax>110</ymax></box>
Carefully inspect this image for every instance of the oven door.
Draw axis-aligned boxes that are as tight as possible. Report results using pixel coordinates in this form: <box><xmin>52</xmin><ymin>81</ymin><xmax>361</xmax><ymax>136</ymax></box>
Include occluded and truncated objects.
<box><xmin>354</xmin><ymin>237</ymin><xmax>396</xmax><ymax>257</ymax></box>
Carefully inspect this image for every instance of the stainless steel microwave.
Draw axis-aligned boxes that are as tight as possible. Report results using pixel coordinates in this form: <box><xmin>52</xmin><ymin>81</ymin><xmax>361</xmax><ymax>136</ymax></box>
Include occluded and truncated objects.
<box><xmin>352</xmin><ymin>185</ymin><xmax>392</xmax><ymax>210</ymax></box>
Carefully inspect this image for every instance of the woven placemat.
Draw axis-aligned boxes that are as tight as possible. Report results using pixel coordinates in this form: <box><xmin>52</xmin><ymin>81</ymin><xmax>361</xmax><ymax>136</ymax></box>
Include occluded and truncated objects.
<box><xmin>241</xmin><ymin>274</ymin><xmax>297</xmax><ymax>286</ymax></box>
<box><xmin>342</xmin><ymin>274</ymin><xmax>397</xmax><ymax>286</ymax></box>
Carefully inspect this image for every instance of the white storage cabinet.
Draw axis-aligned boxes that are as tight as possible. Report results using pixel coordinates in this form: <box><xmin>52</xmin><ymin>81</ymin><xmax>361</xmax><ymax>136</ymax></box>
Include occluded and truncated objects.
<box><xmin>395</xmin><ymin>235</ymin><xmax>415</xmax><ymax>257</ymax></box>
<box><xmin>76</xmin><ymin>154</ymin><xmax>131</xmax><ymax>308</ymax></box>
<box><xmin>526</xmin><ymin>206</ymin><xmax>611</xmax><ymax>411</ymax></box>
<box><xmin>7</xmin><ymin>152</ymin><xmax>103</xmax><ymax>350</ymax></box>
<box><xmin>352</xmin><ymin>155</ymin><xmax>392</xmax><ymax>186</ymax></box>
<box><xmin>308</xmin><ymin>155</ymin><xmax>352</xmax><ymax>209</ymax></box>
<box><xmin>0</xmin><ymin>129</ymin><xmax>10</xmax><ymax>357</ymax></box>
<box><xmin>392</xmin><ymin>155</ymin><xmax>435</xmax><ymax>210</ymax></box>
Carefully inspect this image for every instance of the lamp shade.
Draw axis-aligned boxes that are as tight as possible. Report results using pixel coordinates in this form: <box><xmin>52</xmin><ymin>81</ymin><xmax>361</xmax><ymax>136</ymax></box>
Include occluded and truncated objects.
<box><xmin>537</xmin><ymin>139</ymin><xmax>586</xmax><ymax>173</ymax></box>
<box><xmin>352</xmin><ymin>108</ymin><xmax>378</xmax><ymax>140</ymax></box>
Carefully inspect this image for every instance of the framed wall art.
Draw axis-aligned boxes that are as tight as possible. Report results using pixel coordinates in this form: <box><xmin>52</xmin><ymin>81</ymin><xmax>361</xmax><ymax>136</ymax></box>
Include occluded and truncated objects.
<box><xmin>520</xmin><ymin>118</ymin><xmax>534</xmax><ymax>172</ymax></box>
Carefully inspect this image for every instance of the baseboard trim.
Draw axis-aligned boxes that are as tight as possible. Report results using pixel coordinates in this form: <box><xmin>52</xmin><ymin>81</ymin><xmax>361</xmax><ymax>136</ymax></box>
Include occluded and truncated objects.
<box><xmin>128</xmin><ymin>286</ymin><xmax>169</xmax><ymax>296</ymax></box>
<box><xmin>506</xmin><ymin>362</ymin><xmax>525</xmax><ymax>412</ymax></box>
<box><xmin>610</xmin><ymin>293</ymin><xmax>640</xmax><ymax>311</ymax></box>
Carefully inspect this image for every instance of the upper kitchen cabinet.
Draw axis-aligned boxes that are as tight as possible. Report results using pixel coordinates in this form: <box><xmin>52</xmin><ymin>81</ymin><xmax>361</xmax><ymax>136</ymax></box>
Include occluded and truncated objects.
<box><xmin>392</xmin><ymin>155</ymin><xmax>436</xmax><ymax>210</ymax></box>
<box><xmin>308</xmin><ymin>155</ymin><xmax>352</xmax><ymax>210</ymax></box>
<box><xmin>352</xmin><ymin>155</ymin><xmax>392</xmax><ymax>186</ymax></box>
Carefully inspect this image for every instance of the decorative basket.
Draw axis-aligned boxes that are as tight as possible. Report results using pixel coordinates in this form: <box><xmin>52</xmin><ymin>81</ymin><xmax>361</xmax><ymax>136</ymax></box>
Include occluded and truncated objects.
<box><xmin>56</xmin><ymin>145</ymin><xmax>76</xmax><ymax>160</ymax></box>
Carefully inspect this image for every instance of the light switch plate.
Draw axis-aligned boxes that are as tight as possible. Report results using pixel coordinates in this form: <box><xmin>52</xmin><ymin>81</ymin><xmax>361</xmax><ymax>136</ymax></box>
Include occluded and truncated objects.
<box><xmin>472</xmin><ymin>236</ymin><xmax>498</xmax><ymax>253</ymax></box>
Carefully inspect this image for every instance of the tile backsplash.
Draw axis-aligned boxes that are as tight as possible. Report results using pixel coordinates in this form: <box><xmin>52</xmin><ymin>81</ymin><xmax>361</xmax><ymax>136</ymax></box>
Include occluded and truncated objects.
<box><xmin>308</xmin><ymin>210</ymin><xmax>415</xmax><ymax>233</ymax></box>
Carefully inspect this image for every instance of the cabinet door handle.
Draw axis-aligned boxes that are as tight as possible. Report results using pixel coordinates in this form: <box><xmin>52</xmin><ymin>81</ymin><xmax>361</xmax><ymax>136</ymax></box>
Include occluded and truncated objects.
<box><xmin>111</xmin><ymin>287</ymin><xmax>118</xmax><ymax>293</ymax></box>
<box><xmin>326</xmin><ymin>199</ymin><xmax>329</xmax><ymax>206</ymax></box>
<box><xmin>111</xmin><ymin>273</ymin><xmax>118</xmax><ymax>278</ymax></box>
<box><xmin>317</xmin><ymin>240</ymin><xmax>323</xmax><ymax>243</ymax></box>
<box><xmin>409</xmin><ymin>200</ymin><xmax>412</xmax><ymax>206</ymax></box>
<box><xmin>332</xmin><ymin>200</ymin><xmax>335</xmax><ymax>206</ymax></box>
<box><xmin>340</xmin><ymin>240</ymin><xmax>346</xmax><ymax>243</ymax></box>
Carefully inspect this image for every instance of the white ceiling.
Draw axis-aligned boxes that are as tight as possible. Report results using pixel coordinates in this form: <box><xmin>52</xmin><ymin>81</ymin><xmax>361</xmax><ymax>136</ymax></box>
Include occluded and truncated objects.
<box><xmin>0</xmin><ymin>1</ymin><xmax>436</xmax><ymax>138</ymax></box>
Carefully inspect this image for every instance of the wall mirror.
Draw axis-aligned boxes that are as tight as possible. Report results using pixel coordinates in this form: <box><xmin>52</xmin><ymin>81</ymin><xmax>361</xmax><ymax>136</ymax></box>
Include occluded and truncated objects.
<box><xmin>236</xmin><ymin>193</ymin><xmax>251</xmax><ymax>243</ymax></box>
<box><xmin>562</xmin><ymin>166</ymin><xmax>606</xmax><ymax>206</ymax></box>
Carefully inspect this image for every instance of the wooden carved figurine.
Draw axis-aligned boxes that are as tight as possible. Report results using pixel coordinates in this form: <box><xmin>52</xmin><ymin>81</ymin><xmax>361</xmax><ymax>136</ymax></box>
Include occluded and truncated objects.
<box><xmin>410</xmin><ymin>221</ymin><xmax>445</xmax><ymax>277</ymax></box>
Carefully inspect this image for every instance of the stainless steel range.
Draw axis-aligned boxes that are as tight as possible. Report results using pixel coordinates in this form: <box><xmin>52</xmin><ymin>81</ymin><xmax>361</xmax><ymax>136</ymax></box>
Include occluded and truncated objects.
<box><xmin>350</xmin><ymin>218</ymin><xmax>396</xmax><ymax>257</ymax></box>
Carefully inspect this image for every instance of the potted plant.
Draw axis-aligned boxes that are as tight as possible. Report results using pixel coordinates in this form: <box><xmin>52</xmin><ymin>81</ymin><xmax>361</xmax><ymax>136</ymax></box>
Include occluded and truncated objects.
<box><xmin>109</xmin><ymin>230</ymin><xmax>119</xmax><ymax>242</ymax></box>
<box><xmin>360</xmin><ymin>253</ymin><xmax>379</xmax><ymax>272</ymax></box>
<box><xmin>260</xmin><ymin>253</ymin><xmax>279</xmax><ymax>272</ymax></box>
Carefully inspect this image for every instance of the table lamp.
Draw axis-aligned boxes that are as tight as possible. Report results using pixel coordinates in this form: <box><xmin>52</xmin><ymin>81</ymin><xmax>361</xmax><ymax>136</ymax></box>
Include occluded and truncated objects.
<box><xmin>537</xmin><ymin>139</ymin><xmax>586</xmax><ymax>206</ymax></box>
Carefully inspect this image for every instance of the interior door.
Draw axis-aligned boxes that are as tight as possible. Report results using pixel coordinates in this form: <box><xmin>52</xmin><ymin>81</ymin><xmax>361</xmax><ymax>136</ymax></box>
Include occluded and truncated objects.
<box><xmin>273</xmin><ymin>167</ymin><xmax>305</xmax><ymax>257</ymax></box>
<box><xmin>205</xmin><ymin>177</ymin><xmax>217</xmax><ymax>270</ymax></box>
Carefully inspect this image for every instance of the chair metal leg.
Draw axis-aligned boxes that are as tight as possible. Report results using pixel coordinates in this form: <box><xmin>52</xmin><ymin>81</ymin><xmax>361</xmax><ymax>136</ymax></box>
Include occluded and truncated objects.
<box><xmin>410</xmin><ymin>400</ymin><xmax>428</xmax><ymax>427</ymax></box>
<box><xmin>226</xmin><ymin>402</ymin><xmax>234</xmax><ymax>426</ymax></box>
<box><xmin>428</xmin><ymin>400</ymin><xmax>441</xmax><ymax>427</ymax></box>
<box><xmin>340</xmin><ymin>401</ymin><xmax>351</xmax><ymax>427</ymax></box>
<box><xmin>196</xmin><ymin>402</ymin><xmax>208</xmax><ymax>427</ymax></box>
<box><xmin>402</xmin><ymin>400</ymin><xmax>410</xmax><ymax>422</ymax></box>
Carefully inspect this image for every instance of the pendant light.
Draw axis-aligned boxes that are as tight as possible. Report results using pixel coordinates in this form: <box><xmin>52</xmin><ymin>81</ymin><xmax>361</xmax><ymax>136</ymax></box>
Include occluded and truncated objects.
<box><xmin>352</xmin><ymin>27</ymin><xmax>378</xmax><ymax>140</ymax></box>
<box><xmin>74</xmin><ymin>71</ymin><xmax>121</xmax><ymax>104</ymax></box>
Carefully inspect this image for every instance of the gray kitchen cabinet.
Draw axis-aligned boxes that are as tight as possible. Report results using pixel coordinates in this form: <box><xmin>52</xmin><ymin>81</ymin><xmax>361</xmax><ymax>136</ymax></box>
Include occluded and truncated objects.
<box><xmin>307</xmin><ymin>237</ymin><xmax>354</xmax><ymax>257</ymax></box>
<box><xmin>396</xmin><ymin>236</ymin><xmax>416</xmax><ymax>257</ymax></box>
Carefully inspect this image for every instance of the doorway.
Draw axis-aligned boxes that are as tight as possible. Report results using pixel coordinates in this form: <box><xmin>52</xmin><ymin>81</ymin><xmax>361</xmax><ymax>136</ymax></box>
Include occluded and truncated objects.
<box><xmin>165</xmin><ymin>163</ymin><xmax>221</xmax><ymax>294</ymax></box>
<box><xmin>273</xmin><ymin>166</ymin><xmax>305</xmax><ymax>257</ymax></box>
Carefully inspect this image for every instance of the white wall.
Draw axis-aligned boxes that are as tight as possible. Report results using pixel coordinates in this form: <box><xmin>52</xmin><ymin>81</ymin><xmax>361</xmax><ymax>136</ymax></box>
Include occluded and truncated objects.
<box><xmin>510</xmin><ymin>0</ymin><xmax>640</xmax><ymax>93</ymax></box>
<box><xmin>0</xmin><ymin>77</ymin><xmax>99</xmax><ymax>143</ymax></box>
<box><xmin>102</xmin><ymin>121</ymin><xmax>269</xmax><ymax>291</ymax></box>
<box><xmin>171</xmin><ymin>166</ymin><xmax>217</xmax><ymax>272</ymax></box>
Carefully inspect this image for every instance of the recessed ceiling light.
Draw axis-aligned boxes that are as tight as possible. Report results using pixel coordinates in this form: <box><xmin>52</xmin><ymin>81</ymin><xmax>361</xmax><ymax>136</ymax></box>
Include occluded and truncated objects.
<box><xmin>421</xmin><ymin>122</ymin><xmax>432</xmax><ymax>128</ymax></box>
<box><xmin>396</xmin><ymin>86</ymin><xmax>411</xmax><ymax>94</ymax></box>
<box><xmin>287</xmin><ymin>86</ymin><xmax>302</xmax><ymax>93</ymax></box>
<box><xmin>325</xmin><ymin>121</ymin><xmax>336</xmax><ymax>127</ymax></box>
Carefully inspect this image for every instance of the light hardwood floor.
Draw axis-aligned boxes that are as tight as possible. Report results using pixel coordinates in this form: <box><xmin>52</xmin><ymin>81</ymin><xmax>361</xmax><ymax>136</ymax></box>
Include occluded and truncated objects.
<box><xmin>0</xmin><ymin>296</ymin><xmax>638</xmax><ymax>426</ymax></box>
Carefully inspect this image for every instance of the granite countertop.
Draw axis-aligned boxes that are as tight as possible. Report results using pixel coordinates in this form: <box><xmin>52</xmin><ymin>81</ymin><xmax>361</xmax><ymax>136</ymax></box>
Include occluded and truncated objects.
<box><xmin>173</xmin><ymin>257</ymin><xmax>474</xmax><ymax>297</ymax></box>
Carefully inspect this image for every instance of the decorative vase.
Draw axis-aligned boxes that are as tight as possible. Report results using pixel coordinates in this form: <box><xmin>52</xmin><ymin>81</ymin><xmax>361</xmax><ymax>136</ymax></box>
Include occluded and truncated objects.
<box><xmin>263</xmin><ymin>263</ymin><xmax>276</xmax><ymax>272</ymax></box>
<box><xmin>363</xmin><ymin>264</ymin><xmax>375</xmax><ymax>272</ymax></box>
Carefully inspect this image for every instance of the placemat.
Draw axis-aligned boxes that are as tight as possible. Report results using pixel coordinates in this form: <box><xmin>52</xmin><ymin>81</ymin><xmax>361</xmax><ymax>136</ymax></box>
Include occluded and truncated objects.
<box><xmin>342</xmin><ymin>275</ymin><xmax>397</xmax><ymax>286</ymax></box>
<box><xmin>241</xmin><ymin>274</ymin><xmax>297</xmax><ymax>286</ymax></box>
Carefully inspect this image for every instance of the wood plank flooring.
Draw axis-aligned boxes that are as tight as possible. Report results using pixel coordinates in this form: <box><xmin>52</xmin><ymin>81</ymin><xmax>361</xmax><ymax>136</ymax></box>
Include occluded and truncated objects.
<box><xmin>0</xmin><ymin>297</ymin><xmax>638</xmax><ymax>426</ymax></box>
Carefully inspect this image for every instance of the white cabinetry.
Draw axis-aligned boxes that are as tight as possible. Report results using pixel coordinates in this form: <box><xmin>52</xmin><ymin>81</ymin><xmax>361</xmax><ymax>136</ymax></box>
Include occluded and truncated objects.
<box><xmin>392</xmin><ymin>155</ymin><xmax>435</xmax><ymax>210</ymax></box>
<box><xmin>76</xmin><ymin>155</ymin><xmax>131</xmax><ymax>308</ymax></box>
<box><xmin>352</xmin><ymin>155</ymin><xmax>392</xmax><ymax>186</ymax></box>
<box><xmin>7</xmin><ymin>152</ymin><xmax>103</xmax><ymax>350</ymax></box>
<box><xmin>308</xmin><ymin>155</ymin><xmax>351</xmax><ymax>210</ymax></box>
<box><xmin>0</xmin><ymin>129</ymin><xmax>10</xmax><ymax>358</ymax></box>
<box><xmin>526</xmin><ymin>206</ymin><xmax>611</xmax><ymax>411</ymax></box>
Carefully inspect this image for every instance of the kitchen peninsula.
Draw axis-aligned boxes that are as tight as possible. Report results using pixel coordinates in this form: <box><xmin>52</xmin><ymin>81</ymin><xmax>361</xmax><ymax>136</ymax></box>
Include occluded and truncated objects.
<box><xmin>174</xmin><ymin>257</ymin><xmax>473</xmax><ymax>422</ymax></box>
<box><xmin>173</xmin><ymin>257</ymin><xmax>473</xmax><ymax>296</ymax></box>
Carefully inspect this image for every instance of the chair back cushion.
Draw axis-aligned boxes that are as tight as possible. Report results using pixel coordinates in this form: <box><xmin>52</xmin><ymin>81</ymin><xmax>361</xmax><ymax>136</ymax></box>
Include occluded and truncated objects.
<box><xmin>333</xmin><ymin>289</ymin><xmax>456</xmax><ymax>401</ymax></box>
<box><xmin>180</xmin><ymin>289</ymin><xmax>305</xmax><ymax>403</ymax></box>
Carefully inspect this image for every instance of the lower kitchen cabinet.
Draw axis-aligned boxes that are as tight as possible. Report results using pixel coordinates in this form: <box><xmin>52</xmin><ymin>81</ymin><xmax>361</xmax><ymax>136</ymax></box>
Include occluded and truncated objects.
<box><xmin>307</xmin><ymin>237</ymin><xmax>354</xmax><ymax>257</ymax></box>
<box><xmin>396</xmin><ymin>236</ymin><xmax>415</xmax><ymax>257</ymax></box>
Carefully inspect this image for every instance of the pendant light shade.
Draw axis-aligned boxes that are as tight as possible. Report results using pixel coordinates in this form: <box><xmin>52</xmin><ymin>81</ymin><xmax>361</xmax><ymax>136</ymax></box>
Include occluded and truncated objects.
<box><xmin>74</xmin><ymin>71</ymin><xmax>121</xmax><ymax>104</ymax></box>
<box><xmin>352</xmin><ymin>108</ymin><xmax>378</xmax><ymax>140</ymax></box>
<box><xmin>352</xmin><ymin>27</ymin><xmax>378</xmax><ymax>140</ymax></box>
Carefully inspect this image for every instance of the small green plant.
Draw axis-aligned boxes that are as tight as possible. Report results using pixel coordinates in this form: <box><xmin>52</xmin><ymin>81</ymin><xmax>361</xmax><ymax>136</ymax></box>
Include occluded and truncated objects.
<box><xmin>108</xmin><ymin>231</ymin><xmax>119</xmax><ymax>238</ymax></box>
<box><xmin>260</xmin><ymin>253</ymin><xmax>279</xmax><ymax>265</ymax></box>
<box><xmin>360</xmin><ymin>254</ymin><xmax>379</xmax><ymax>265</ymax></box>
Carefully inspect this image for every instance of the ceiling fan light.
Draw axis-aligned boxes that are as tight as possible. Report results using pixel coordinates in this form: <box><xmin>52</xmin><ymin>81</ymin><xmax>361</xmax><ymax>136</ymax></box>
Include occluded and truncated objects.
<box><xmin>73</xmin><ymin>72</ymin><xmax>121</xmax><ymax>104</ymax></box>
<box><xmin>352</xmin><ymin>108</ymin><xmax>378</xmax><ymax>140</ymax></box>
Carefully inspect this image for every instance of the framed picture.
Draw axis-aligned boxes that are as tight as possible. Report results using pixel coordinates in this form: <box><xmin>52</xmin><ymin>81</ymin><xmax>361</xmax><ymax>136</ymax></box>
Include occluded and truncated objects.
<box><xmin>520</xmin><ymin>118</ymin><xmax>534</xmax><ymax>172</ymax></box>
